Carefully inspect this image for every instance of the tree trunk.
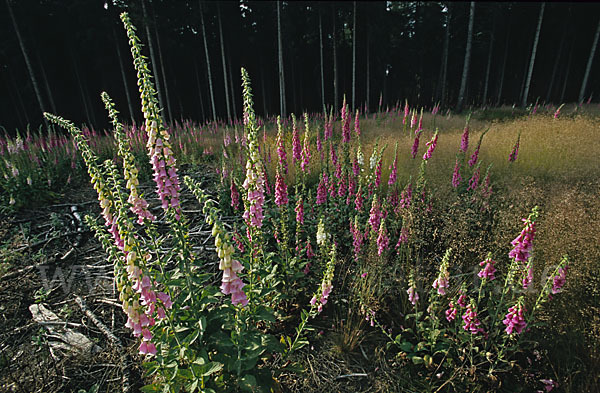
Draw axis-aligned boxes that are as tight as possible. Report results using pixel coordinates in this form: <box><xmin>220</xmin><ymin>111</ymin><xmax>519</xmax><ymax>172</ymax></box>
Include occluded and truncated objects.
<box><xmin>366</xmin><ymin>25</ymin><xmax>370</xmax><ymax>112</ymax></box>
<box><xmin>71</xmin><ymin>50</ymin><xmax>93</xmax><ymax>126</ymax></box>
<box><xmin>546</xmin><ymin>12</ymin><xmax>569</xmax><ymax>103</ymax></box>
<box><xmin>193</xmin><ymin>58</ymin><xmax>206</xmax><ymax>122</ymax></box>
<box><xmin>260</xmin><ymin>64</ymin><xmax>268</xmax><ymax>117</ymax></box>
<box><xmin>113</xmin><ymin>27</ymin><xmax>135</xmax><ymax>123</ymax></box>
<box><xmin>319</xmin><ymin>8</ymin><xmax>326</xmax><ymax>114</ymax></box>
<box><xmin>277</xmin><ymin>1</ymin><xmax>286</xmax><ymax>116</ymax></box>
<box><xmin>578</xmin><ymin>16</ymin><xmax>600</xmax><ymax>104</ymax></box>
<box><xmin>456</xmin><ymin>1</ymin><xmax>475</xmax><ymax>112</ymax></box>
<box><xmin>438</xmin><ymin>2</ymin><xmax>451</xmax><ymax>105</ymax></box>
<box><xmin>152</xmin><ymin>7</ymin><xmax>173</xmax><ymax>123</ymax></box>
<box><xmin>141</xmin><ymin>0</ymin><xmax>166</xmax><ymax>118</ymax></box>
<box><xmin>482</xmin><ymin>11</ymin><xmax>496</xmax><ymax>106</ymax></box>
<box><xmin>496</xmin><ymin>10</ymin><xmax>511</xmax><ymax>106</ymax></box>
<box><xmin>228</xmin><ymin>51</ymin><xmax>237</xmax><ymax>119</ymax></box>
<box><xmin>332</xmin><ymin>4</ymin><xmax>338</xmax><ymax>111</ymax></box>
<box><xmin>199</xmin><ymin>0</ymin><xmax>217</xmax><ymax>122</ymax></box>
<box><xmin>217</xmin><ymin>3</ymin><xmax>231</xmax><ymax>120</ymax></box>
<box><xmin>352</xmin><ymin>1</ymin><xmax>357</xmax><ymax>110</ymax></box>
<box><xmin>521</xmin><ymin>2</ymin><xmax>545</xmax><ymax>108</ymax></box>
<box><xmin>6</xmin><ymin>0</ymin><xmax>47</xmax><ymax>127</ymax></box>
<box><xmin>560</xmin><ymin>39</ymin><xmax>574</xmax><ymax>103</ymax></box>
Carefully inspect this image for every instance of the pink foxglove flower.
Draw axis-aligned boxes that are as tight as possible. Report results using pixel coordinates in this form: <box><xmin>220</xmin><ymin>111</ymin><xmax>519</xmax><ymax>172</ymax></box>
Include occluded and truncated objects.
<box><xmin>368</xmin><ymin>198</ymin><xmax>381</xmax><ymax>232</ymax></box>
<box><xmin>407</xmin><ymin>285</ymin><xmax>419</xmax><ymax>305</ymax></box>
<box><xmin>468</xmin><ymin>144</ymin><xmax>480</xmax><ymax>167</ymax></box>
<box><xmin>376</xmin><ymin>220</ymin><xmax>389</xmax><ymax>256</ymax></box>
<box><xmin>395</xmin><ymin>226</ymin><xmax>409</xmax><ymax>248</ymax></box>
<box><xmin>462</xmin><ymin>304</ymin><xmax>484</xmax><ymax>335</ymax></box>
<box><xmin>459</xmin><ymin>120</ymin><xmax>469</xmax><ymax>153</ymax></box>
<box><xmin>422</xmin><ymin>131</ymin><xmax>439</xmax><ymax>161</ymax></box>
<box><xmin>478</xmin><ymin>257</ymin><xmax>497</xmax><ymax>281</ymax></box>
<box><xmin>509</xmin><ymin>210</ymin><xmax>537</xmax><ymax>263</ymax></box>
<box><xmin>276</xmin><ymin>117</ymin><xmax>288</xmax><ymax>174</ymax></box>
<box><xmin>468</xmin><ymin>167</ymin><xmax>480</xmax><ymax>191</ymax></box>
<box><xmin>551</xmin><ymin>265</ymin><xmax>568</xmax><ymax>294</ymax></box>
<box><xmin>274</xmin><ymin>171</ymin><xmax>289</xmax><ymax>206</ymax></box>
<box><xmin>522</xmin><ymin>262</ymin><xmax>534</xmax><ymax>289</ymax></box>
<box><xmin>295</xmin><ymin>197</ymin><xmax>304</xmax><ymax>224</ymax></box>
<box><xmin>342</xmin><ymin>97</ymin><xmax>351</xmax><ymax>143</ymax></box>
<box><xmin>292</xmin><ymin>119</ymin><xmax>301</xmax><ymax>164</ymax></box>
<box><xmin>350</xmin><ymin>217</ymin><xmax>364</xmax><ymax>262</ymax></box>
<box><xmin>503</xmin><ymin>303</ymin><xmax>527</xmax><ymax>335</ymax></box>
<box><xmin>354</xmin><ymin>109</ymin><xmax>361</xmax><ymax>137</ymax></box>
<box><xmin>374</xmin><ymin>159</ymin><xmax>382</xmax><ymax>187</ymax></box>
<box><xmin>403</xmin><ymin>101</ymin><xmax>409</xmax><ymax>124</ymax></box>
<box><xmin>445</xmin><ymin>301</ymin><xmax>457</xmax><ymax>322</ymax></box>
<box><xmin>400</xmin><ymin>182</ymin><xmax>412</xmax><ymax>208</ymax></box>
<box><xmin>451</xmin><ymin>159</ymin><xmax>462</xmax><ymax>188</ymax></box>
<box><xmin>388</xmin><ymin>145</ymin><xmax>398</xmax><ymax>185</ymax></box>
<box><xmin>508</xmin><ymin>132</ymin><xmax>521</xmax><ymax>162</ymax></box>
<box><xmin>316</xmin><ymin>175</ymin><xmax>327</xmax><ymax>205</ymax></box>
<box><xmin>433</xmin><ymin>249</ymin><xmax>451</xmax><ymax>296</ymax></box>
<box><xmin>354</xmin><ymin>185</ymin><xmax>364</xmax><ymax>211</ymax></box>
<box><xmin>411</xmin><ymin>130</ymin><xmax>422</xmax><ymax>159</ymax></box>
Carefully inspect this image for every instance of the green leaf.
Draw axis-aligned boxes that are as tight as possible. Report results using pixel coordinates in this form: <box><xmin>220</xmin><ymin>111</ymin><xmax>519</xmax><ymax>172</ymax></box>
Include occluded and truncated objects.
<box><xmin>240</xmin><ymin>374</ymin><xmax>258</xmax><ymax>392</ymax></box>
<box><xmin>140</xmin><ymin>384</ymin><xmax>161</xmax><ymax>393</ymax></box>
<box><xmin>191</xmin><ymin>361</ymin><xmax>223</xmax><ymax>377</ymax></box>
<box><xmin>398</xmin><ymin>341</ymin><xmax>413</xmax><ymax>353</ymax></box>
<box><xmin>411</xmin><ymin>356</ymin><xmax>424</xmax><ymax>365</ymax></box>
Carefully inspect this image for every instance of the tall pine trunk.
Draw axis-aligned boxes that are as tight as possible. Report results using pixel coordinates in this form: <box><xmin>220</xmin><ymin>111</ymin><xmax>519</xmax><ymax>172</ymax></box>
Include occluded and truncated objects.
<box><xmin>366</xmin><ymin>25</ymin><xmax>370</xmax><ymax>112</ymax></box>
<box><xmin>332</xmin><ymin>4</ymin><xmax>338</xmax><ymax>111</ymax></box>
<box><xmin>319</xmin><ymin>8</ymin><xmax>326</xmax><ymax>114</ymax></box>
<box><xmin>218</xmin><ymin>3</ymin><xmax>231</xmax><ymax>120</ymax></box>
<box><xmin>438</xmin><ymin>2</ymin><xmax>451</xmax><ymax>106</ymax></box>
<box><xmin>199</xmin><ymin>0</ymin><xmax>217</xmax><ymax>121</ymax></box>
<box><xmin>560</xmin><ymin>38</ymin><xmax>575</xmax><ymax>103</ymax></box>
<box><xmin>6</xmin><ymin>0</ymin><xmax>47</xmax><ymax>127</ymax></box>
<box><xmin>193</xmin><ymin>58</ymin><xmax>206</xmax><ymax>122</ymax></box>
<box><xmin>228</xmin><ymin>51</ymin><xmax>237</xmax><ymax>119</ymax></box>
<box><xmin>141</xmin><ymin>0</ymin><xmax>166</xmax><ymax>118</ymax></box>
<box><xmin>277</xmin><ymin>1</ymin><xmax>286</xmax><ymax>116</ymax></box>
<box><xmin>578</xmin><ymin>17</ymin><xmax>600</xmax><ymax>104</ymax></box>
<box><xmin>456</xmin><ymin>1</ymin><xmax>475</xmax><ymax>113</ymax></box>
<box><xmin>496</xmin><ymin>11</ymin><xmax>511</xmax><ymax>106</ymax></box>
<box><xmin>482</xmin><ymin>13</ymin><xmax>496</xmax><ymax>106</ymax></box>
<box><xmin>113</xmin><ymin>27</ymin><xmax>135</xmax><ymax>123</ymax></box>
<box><xmin>521</xmin><ymin>2</ymin><xmax>545</xmax><ymax>108</ymax></box>
<box><xmin>546</xmin><ymin>12</ymin><xmax>569</xmax><ymax>103</ymax></box>
<box><xmin>152</xmin><ymin>7</ymin><xmax>173</xmax><ymax>123</ymax></box>
<box><xmin>352</xmin><ymin>1</ymin><xmax>357</xmax><ymax>110</ymax></box>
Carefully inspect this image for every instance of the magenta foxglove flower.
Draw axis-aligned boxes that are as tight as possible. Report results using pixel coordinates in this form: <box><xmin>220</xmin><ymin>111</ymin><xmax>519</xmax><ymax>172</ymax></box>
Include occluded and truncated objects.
<box><xmin>407</xmin><ymin>285</ymin><xmax>419</xmax><ymax>305</ymax></box>
<box><xmin>468</xmin><ymin>144</ymin><xmax>480</xmax><ymax>167</ymax></box>
<box><xmin>395</xmin><ymin>226</ymin><xmax>409</xmax><ymax>248</ymax></box>
<box><xmin>451</xmin><ymin>159</ymin><xmax>462</xmax><ymax>188</ymax></box>
<box><xmin>422</xmin><ymin>131</ymin><xmax>439</xmax><ymax>161</ymax></box>
<box><xmin>508</xmin><ymin>132</ymin><xmax>521</xmax><ymax>162</ymax></box>
<box><xmin>478</xmin><ymin>257</ymin><xmax>497</xmax><ymax>280</ymax></box>
<box><xmin>292</xmin><ymin>124</ymin><xmax>301</xmax><ymax>164</ymax></box>
<box><xmin>503</xmin><ymin>303</ymin><xmax>527</xmax><ymax>335</ymax></box>
<box><xmin>350</xmin><ymin>217</ymin><xmax>364</xmax><ymax>262</ymax></box>
<box><xmin>445</xmin><ymin>301</ymin><xmax>457</xmax><ymax>322</ymax></box>
<box><xmin>295</xmin><ymin>197</ymin><xmax>304</xmax><ymax>224</ymax></box>
<box><xmin>462</xmin><ymin>304</ymin><xmax>484</xmax><ymax>335</ymax></box>
<box><xmin>460</xmin><ymin>123</ymin><xmax>469</xmax><ymax>153</ymax></box>
<box><xmin>400</xmin><ymin>182</ymin><xmax>412</xmax><ymax>209</ymax></box>
<box><xmin>388</xmin><ymin>145</ymin><xmax>398</xmax><ymax>185</ymax></box>
<box><xmin>468</xmin><ymin>167</ymin><xmax>480</xmax><ymax>191</ymax></box>
<box><xmin>509</xmin><ymin>213</ymin><xmax>537</xmax><ymax>263</ymax></box>
<box><xmin>411</xmin><ymin>130</ymin><xmax>422</xmax><ymax>159</ymax></box>
<box><xmin>368</xmin><ymin>198</ymin><xmax>381</xmax><ymax>232</ymax></box>
<box><xmin>374</xmin><ymin>159</ymin><xmax>382</xmax><ymax>187</ymax></box>
<box><xmin>376</xmin><ymin>220</ymin><xmax>389</xmax><ymax>256</ymax></box>
<box><xmin>457</xmin><ymin>294</ymin><xmax>467</xmax><ymax>308</ymax></box>
<box><xmin>403</xmin><ymin>101</ymin><xmax>409</xmax><ymax>124</ymax></box>
<box><xmin>354</xmin><ymin>110</ymin><xmax>361</xmax><ymax>137</ymax></box>
<box><xmin>522</xmin><ymin>262</ymin><xmax>534</xmax><ymax>289</ymax></box>
<box><xmin>316</xmin><ymin>175</ymin><xmax>327</xmax><ymax>205</ymax></box>
<box><xmin>551</xmin><ymin>265</ymin><xmax>568</xmax><ymax>294</ymax></box>
<box><xmin>354</xmin><ymin>185</ymin><xmax>364</xmax><ymax>211</ymax></box>
<box><xmin>274</xmin><ymin>171</ymin><xmax>289</xmax><ymax>207</ymax></box>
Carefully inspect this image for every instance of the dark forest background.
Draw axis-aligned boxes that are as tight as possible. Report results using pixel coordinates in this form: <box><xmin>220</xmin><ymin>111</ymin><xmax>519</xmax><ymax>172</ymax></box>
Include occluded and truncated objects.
<box><xmin>1</xmin><ymin>1</ymin><xmax>600</xmax><ymax>133</ymax></box>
